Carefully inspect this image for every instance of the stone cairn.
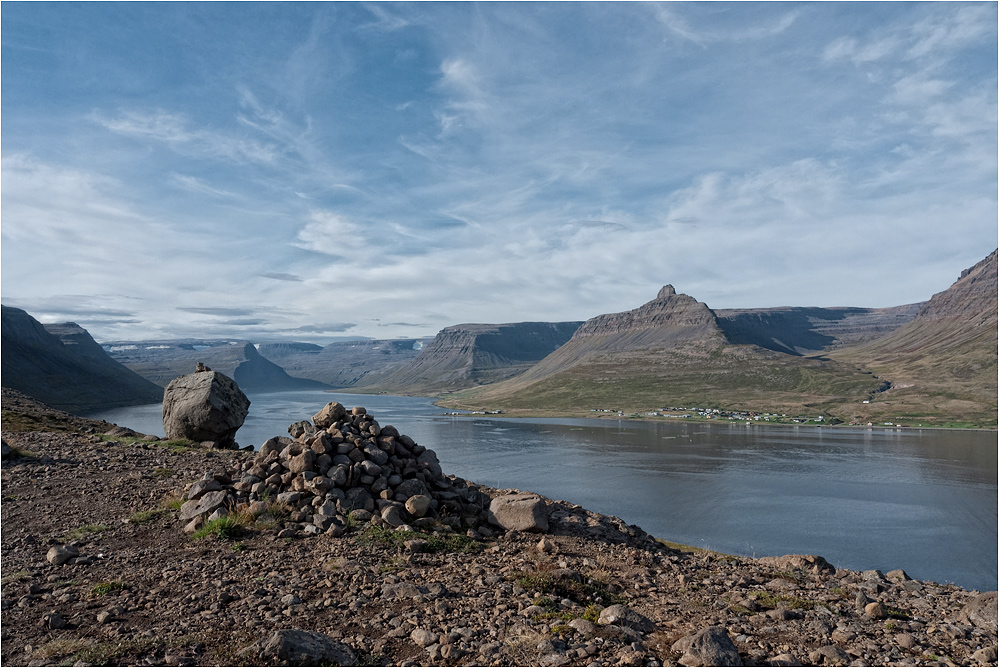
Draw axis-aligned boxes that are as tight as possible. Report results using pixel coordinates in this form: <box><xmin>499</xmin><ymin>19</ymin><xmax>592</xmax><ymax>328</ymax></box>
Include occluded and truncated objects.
<box><xmin>178</xmin><ymin>401</ymin><xmax>549</xmax><ymax>538</ymax></box>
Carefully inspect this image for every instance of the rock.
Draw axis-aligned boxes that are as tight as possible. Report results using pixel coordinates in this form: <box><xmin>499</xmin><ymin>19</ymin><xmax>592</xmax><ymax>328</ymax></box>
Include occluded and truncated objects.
<box><xmin>46</xmin><ymin>545</ymin><xmax>78</xmax><ymax>566</ymax></box>
<box><xmin>1</xmin><ymin>439</ymin><xmax>16</xmax><ymax>459</ymax></box>
<box><xmin>973</xmin><ymin>646</ymin><xmax>998</xmax><ymax>664</ymax></box>
<box><xmin>394</xmin><ymin>478</ymin><xmax>429</xmax><ymax>500</ymax></box>
<box><xmin>770</xmin><ymin>653</ymin><xmax>802</xmax><ymax>667</ymax></box>
<box><xmin>243</xmin><ymin>629</ymin><xmax>357</xmax><ymax>666</ymax></box>
<box><xmin>288</xmin><ymin>420</ymin><xmax>315</xmax><ymax>439</ymax></box>
<box><xmin>886</xmin><ymin>568</ymin><xmax>911</xmax><ymax>582</ymax></box>
<box><xmin>487</xmin><ymin>493</ymin><xmax>549</xmax><ymax>532</ymax></box>
<box><xmin>864</xmin><ymin>601</ymin><xmax>887</xmax><ymax>619</ymax></box>
<box><xmin>538</xmin><ymin>536</ymin><xmax>557</xmax><ymax>553</ymax></box>
<box><xmin>411</xmin><ymin>628</ymin><xmax>437</xmax><ymax>647</ymax></box>
<box><xmin>596</xmin><ymin>604</ymin><xmax>655</xmax><ymax>633</ymax></box>
<box><xmin>187</xmin><ymin>478</ymin><xmax>222</xmax><ymax>500</ymax></box>
<box><xmin>958</xmin><ymin>591</ymin><xmax>998</xmax><ymax>632</ymax></box>
<box><xmin>404</xmin><ymin>494</ymin><xmax>432</xmax><ymax>518</ymax></box>
<box><xmin>96</xmin><ymin>609</ymin><xmax>115</xmax><ymax>624</ymax></box>
<box><xmin>312</xmin><ymin>402</ymin><xmax>347</xmax><ymax>429</ymax></box>
<box><xmin>178</xmin><ymin>489</ymin><xmax>228</xmax><ymax>521</ymax></box>
<box><xmin>568</xmin><ymin>618</ymin><xmax>597</xmax><ymax>634</ymax></box>
<box><xmin>381</xmin><ymin>505</ymin><xmax>406</xmax><ymax>527</ymax></box>
<box><xmin>894</xmin><ymin>633</ymin><xmax>915</xmax><ymax>649</ymax></box>
<box><xmin>671</xmin><ymin>626</ymin><xmax>742</xmax><ymax>667</ymax></box>
<box><xmin>757</xmin><ymin>554</ymin><xmax>835</xmax><ymax>575</ymax></box>
<box><xmin>162</xmin><ymin>370</ymin><xmax>250</xmax><ymax>448</ymax></box>
<box><xmin>42</xmin><ymin>611</ymin><xmax>66</xmax><ymax>629</ymax></box>
<box><xmin>807</xmin><ymin>645</ymin><xmax>850</xmax><ymax>666</ymax></box>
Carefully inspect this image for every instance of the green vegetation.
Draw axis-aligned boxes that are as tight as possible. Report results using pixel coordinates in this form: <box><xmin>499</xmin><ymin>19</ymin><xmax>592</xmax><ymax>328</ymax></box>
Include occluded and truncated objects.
<box><xmin>1</xmin><ymin>569</ymin><xmax>32</xmax><ymax>585</ymax></box>
<box><xmin>515</xmin><ymin>568</ymin><xmax>625</xmax><ymax>606</ymax></box>
<box><xmin>192</xmin><ymin>516</ymin><xmax>246</xmax><ymax>541</ymax></box>
<box><xmin>128</xmin><ymin>508</ymin><xmax>167</xmax><ymax>524</ymax></box>
<box><xmin>58</xmin><ymin>523</ymin><xmax>109</xmax><ymax>542</ymax></box>
<box><xmin>357</xmin><ymin>525</ymin><xmax>484</xmax><ymax>554</ymax></box>
<box><xmin>90</xmin><ymin>580</ymin><xmax>127</xmax><ymax>597</ymax></box>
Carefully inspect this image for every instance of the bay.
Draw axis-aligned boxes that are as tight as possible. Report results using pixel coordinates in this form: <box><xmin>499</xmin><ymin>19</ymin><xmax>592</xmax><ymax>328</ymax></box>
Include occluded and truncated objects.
<box><xmin>88</xmin><ymin>389</ymin><xmax>998</xmax><ymax>592</ymax></box>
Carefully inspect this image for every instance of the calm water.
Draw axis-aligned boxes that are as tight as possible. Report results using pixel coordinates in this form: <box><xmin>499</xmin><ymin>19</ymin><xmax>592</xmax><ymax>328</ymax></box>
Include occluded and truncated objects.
<box><xmin>89</xmin><ymin>390</ymin><xmax>998</xmax><ymax>592</ymax></box>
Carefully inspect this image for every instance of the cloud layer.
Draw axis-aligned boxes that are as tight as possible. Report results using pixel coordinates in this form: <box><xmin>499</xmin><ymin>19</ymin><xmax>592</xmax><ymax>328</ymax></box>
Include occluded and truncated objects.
<box><xmin>2</xmin><ymin>3</ymin><xmax>995</xmax><ymax>342</ymax></box>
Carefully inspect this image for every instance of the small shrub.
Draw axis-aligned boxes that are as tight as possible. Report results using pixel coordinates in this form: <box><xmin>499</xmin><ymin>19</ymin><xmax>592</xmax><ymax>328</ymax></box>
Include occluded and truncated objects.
<box><xmin>751</xmin><ymin>591</ymin><xmax>817</xmax><ymax>610</ymax></box>
<box><xmin>90</xmin><ymin>580</ymin><xmax>127</xmax><ymax>597</ymax></box>
<box><xmin>192</xmin><ymin>516</ymin><xmax>245</xmax><ymax>541</ymax></box>
<box><xmin>153</xmin><ymin>468</ymin><xmax>175</xmax><ymax>478</ymax></box>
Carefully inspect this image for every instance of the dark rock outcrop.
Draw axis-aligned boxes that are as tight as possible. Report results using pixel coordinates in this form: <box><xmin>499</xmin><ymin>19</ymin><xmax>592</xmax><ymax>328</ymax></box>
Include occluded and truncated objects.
<box><xmin>367</xmin><ymin>322</ymin><xmax>583</xmax><ymax>394</ymax></box>
<box><xmin>0</xmin><ymin>306</ymin><xmax>163</xmax><ymax>413</ymax></box>
<box><xmin>715</xmin><ymin>304</ymin><xmax>922</xmax><ymax>355</ymax></box>
<box><xmin>162</xmin><ymin>369</ymin><xmax>250</xmax><ymax>448</ymax></box>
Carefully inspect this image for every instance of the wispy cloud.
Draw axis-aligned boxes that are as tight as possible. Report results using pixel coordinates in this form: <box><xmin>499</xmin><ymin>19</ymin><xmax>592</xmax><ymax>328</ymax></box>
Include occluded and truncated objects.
<box><xmin>97</xmin><ymin>109</ymin><xmax>278</xmax><ymax>164</ymax></box>
<box><xmin>260</xmin><ymin>272</ymin><xmax>304</xmax><ymax>282</ymax></box>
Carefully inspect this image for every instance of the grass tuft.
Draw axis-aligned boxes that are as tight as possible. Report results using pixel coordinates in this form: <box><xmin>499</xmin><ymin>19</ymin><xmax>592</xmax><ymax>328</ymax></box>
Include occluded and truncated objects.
<box><xmin>58</xmin><ymin>523</ymin><xmax>109</xmax><ymax>542</ymax></box>
<box><xmin>90</xmin><ymin>580</ymin><xmax>127</xmax><ymax>597</ymax></box>
<box><xmin>192</xmin><ymin>515</ymin><xmax>246</xmax><ymax>541</ymax></box>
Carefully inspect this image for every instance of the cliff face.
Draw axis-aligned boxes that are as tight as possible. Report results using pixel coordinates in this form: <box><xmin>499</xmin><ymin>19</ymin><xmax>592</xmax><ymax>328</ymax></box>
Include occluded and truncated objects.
<box><xmin>0</xmin><ymin>306</ymin><xmax>163</xmax><ymax>413</ymax></box>
<box><xmin>368</xmin><ymin>322</ymin><xmax>583</xmax><ymax>394</ymax></box>
<box><xmin>256</xmin><ymin>339</ymin><xmax>429</xmax><ymax>388</ymax></box>
<box><xmin>715</xmin><ymin>304</ymin><xmax>923</xmax><ymax>356</ymax></box>
<box><xmin>842</xmin><ymin>250</ymin><xmax>997</xmax><ymax>361</ymax></box>
<box><xmin>106</xmin><ymin>341</ymin><xmax>329</xmax><ymax>392</ymax></box>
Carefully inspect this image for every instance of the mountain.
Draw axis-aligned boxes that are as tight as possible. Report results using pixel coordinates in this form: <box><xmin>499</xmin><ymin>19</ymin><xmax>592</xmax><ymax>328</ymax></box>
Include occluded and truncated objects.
<box><xmin>828</xmin><ymin>250</ymin><xmax>998</xmax><ymax>426</ymax></box>
<box><xmin>256</xmin><ymin>339</ymin><xmax>430</xmax><ymax>388</ymax></box>
<box><xmin>365</xmin><ymin>321</ymin><xmax>584</xmax><ymax>394</ymax></box>
<box><xmin>715</xmin><ymin>304</ymin><xmax>922</xmax><ymax>355</ymax></box>
<box><xmin>441</xmin><ymin>287</ymin><xmax>906</xmax><ymax>420</ymax></box>
<box><xmin>105</xmin><ymin>340</ymin><xmax>329</xmax><ymax>392</ymax></box>
<box><xmin>1</xmin><ymin>306</ymin><xmax>163</xmax><ymax>413</ymax></box>
<box><xmin>448</xmin><ymin>254</ymin><xmax>997</xmax><ymax>427</ymax></box>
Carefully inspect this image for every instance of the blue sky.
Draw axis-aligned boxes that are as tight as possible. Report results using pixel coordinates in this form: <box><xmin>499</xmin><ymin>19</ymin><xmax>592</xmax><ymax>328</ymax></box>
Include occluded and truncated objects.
<box><xmin>2</xmin><ymin>2</ymin><xmax>996</xmax><ymax>343</ymax></box>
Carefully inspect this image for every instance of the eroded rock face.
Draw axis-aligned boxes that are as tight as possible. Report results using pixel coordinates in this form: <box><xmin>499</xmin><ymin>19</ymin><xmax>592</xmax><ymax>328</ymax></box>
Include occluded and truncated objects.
<box><xmin>162</xmin><ymin>370</ymin><xmax>250</xmax><ymax>449</ymax></box>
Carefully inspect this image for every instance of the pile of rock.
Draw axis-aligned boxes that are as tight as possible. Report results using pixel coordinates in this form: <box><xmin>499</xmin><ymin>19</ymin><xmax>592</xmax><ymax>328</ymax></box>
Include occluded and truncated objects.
<box><xmin>179</xmin><ymin>401</ymin><xmax>548</xmax><ymax>539</ymax></box>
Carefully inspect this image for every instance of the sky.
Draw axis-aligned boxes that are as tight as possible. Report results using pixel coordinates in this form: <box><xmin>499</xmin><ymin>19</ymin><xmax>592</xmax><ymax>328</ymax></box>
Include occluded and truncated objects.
<box><xmin>2</xmin><ymin>2</ymin><xmax>996</xmax><ymax>344</ymax></box>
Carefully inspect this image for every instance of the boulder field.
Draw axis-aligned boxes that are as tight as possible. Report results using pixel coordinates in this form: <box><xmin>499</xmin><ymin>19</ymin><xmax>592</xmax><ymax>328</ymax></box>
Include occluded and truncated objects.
<box><xmin>1</xmin><ymin>396</ymin><xmax>996</xmax><ymax>667</ymax></box>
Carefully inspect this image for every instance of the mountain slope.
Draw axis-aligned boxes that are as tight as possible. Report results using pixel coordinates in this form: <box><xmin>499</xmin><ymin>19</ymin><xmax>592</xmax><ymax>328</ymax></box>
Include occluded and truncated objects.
<box><xmin>829</xmin><ymin>250</ymin><xmax>998</xmax><ymax>426</ymax></box>
<box><xmin>1</xmin><ymin>306</ymin><xmax>164</xmax><ymax>413</ymax></box>
<box><xmin>366</xmin><ymin>321</ymin><xmax>583</xmax><ymax>394</ymax></box>
<box><xmin>106</xmin><ymin>340</ymin><xmax>329</xmax><ymax>392</ymax></box>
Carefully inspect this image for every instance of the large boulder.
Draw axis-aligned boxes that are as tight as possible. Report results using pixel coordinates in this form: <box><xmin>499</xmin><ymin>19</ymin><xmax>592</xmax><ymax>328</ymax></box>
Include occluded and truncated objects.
<box><xmin>162</xmin><ymin>369</ymin><xmax>250</xmax><ymax>449</ymax></box>
<box><xmin>487</xmin><ymin>493</ymin><xmax>549</xmax><ymax>532</ymax></box>
<box><xmin>240</xmin><ymin>629</ymin><xmax>357</xmax><ymax>666</ymax></box>
<box><xmin>671</xmin><ymin>626</ymin><xmax>743</xmax><ymax>667</ymax></box>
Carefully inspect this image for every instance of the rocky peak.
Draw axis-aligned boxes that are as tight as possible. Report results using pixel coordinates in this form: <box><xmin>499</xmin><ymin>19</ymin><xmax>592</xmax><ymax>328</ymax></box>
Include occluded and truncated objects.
<box><xmin>571</xmin><ymin>286</ymin><xmax>720</xmax><ymax>342</ymax></box>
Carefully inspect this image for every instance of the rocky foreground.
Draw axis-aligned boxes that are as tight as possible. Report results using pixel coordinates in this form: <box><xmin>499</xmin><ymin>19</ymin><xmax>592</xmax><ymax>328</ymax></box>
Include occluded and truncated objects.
<box><xmin>1</xmin><ymin>392</ymin><xmax>996</xmax><ymax>667</ymax></box>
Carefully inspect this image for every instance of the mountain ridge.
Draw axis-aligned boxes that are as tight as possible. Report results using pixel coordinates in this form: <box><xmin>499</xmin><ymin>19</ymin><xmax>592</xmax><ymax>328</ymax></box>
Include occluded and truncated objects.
<box><xmin>1</xmin><ymin>306</ymin><xmax>164</xmax><ymax>413</ymax></box>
